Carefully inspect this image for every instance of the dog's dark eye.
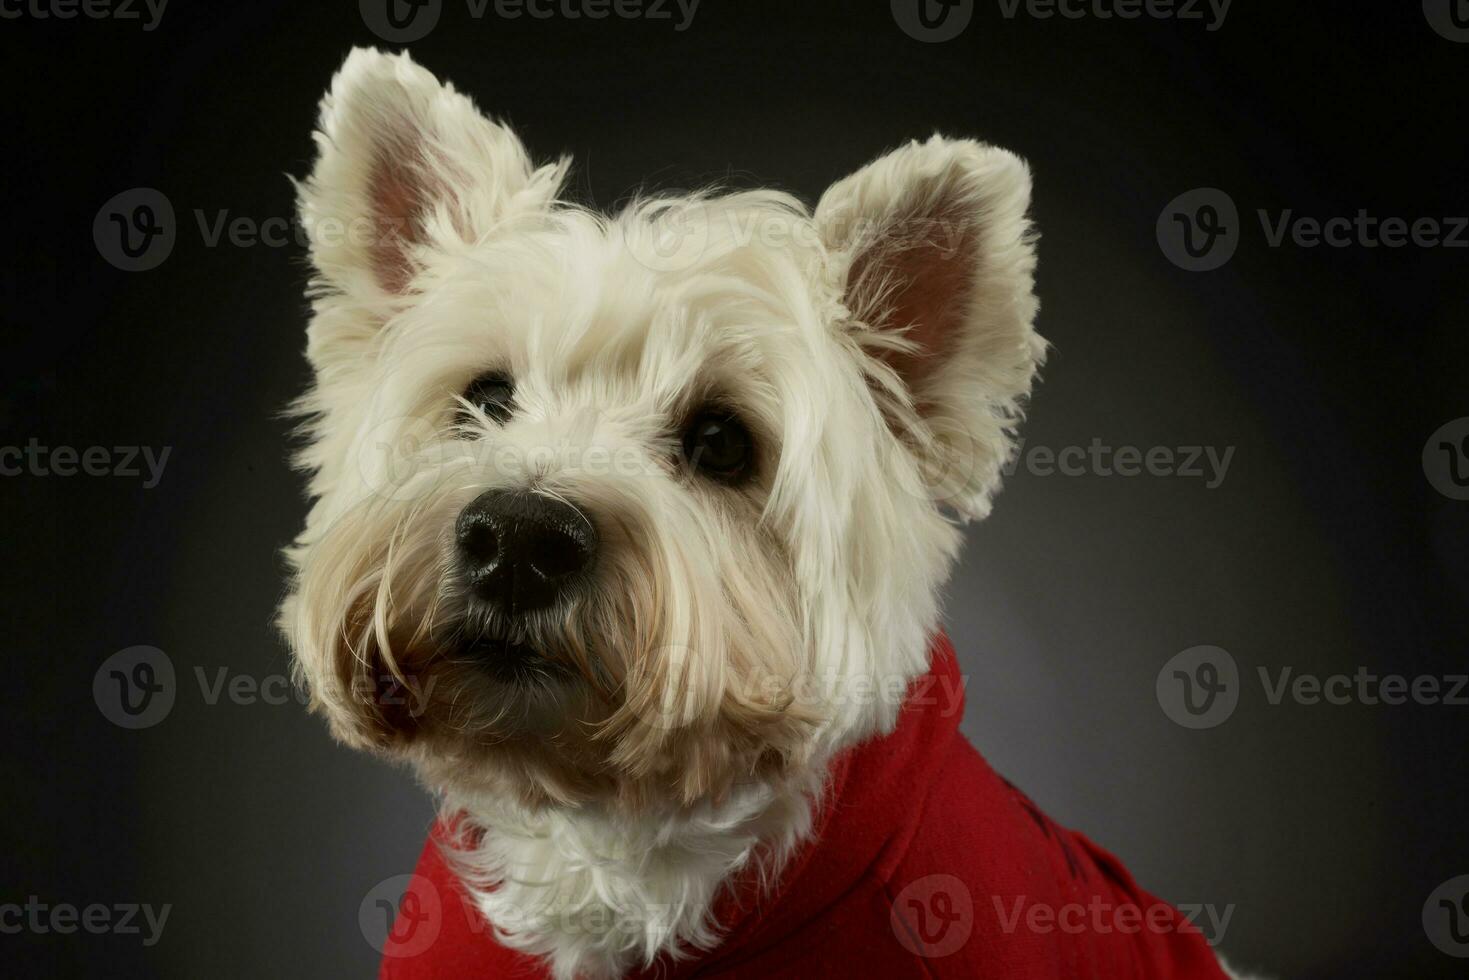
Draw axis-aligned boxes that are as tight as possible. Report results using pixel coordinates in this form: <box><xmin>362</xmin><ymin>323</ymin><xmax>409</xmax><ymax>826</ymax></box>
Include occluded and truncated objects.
<box><xmin>682</xmin><ymin>411</ymin><xmax>754</xmax><ymax>483</ymax></box>
<box><xmin>460</xmin><ymin>372</ymin><xmax>515</xmax><ymax>425</ymax></box>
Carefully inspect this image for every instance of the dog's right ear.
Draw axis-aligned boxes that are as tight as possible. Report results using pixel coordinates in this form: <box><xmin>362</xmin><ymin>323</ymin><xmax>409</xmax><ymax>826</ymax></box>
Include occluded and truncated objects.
<box><xmin>298</xmin><ymin>47</ymin><xmax>565</xmax><ymax>306</ymax></box>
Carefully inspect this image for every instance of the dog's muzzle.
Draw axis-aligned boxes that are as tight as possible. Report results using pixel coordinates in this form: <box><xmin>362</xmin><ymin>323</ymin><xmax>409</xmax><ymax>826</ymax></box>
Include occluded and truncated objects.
<box><xmin>454</xmin><ymin>488</ymin><xmax>598</xmax><ymax>616</ymax></box>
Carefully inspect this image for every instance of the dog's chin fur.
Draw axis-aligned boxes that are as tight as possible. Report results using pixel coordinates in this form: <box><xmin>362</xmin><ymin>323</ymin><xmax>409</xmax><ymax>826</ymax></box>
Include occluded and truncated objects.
<box><xmin>279</xmin><ymin>48</ymin><xmax>1044</xmax><ymax>979</ymax></box>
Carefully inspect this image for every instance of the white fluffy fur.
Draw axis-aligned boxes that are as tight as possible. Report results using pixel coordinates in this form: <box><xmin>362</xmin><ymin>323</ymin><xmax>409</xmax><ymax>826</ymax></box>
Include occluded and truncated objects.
<box><xmin>280</xmin><ymin>48</ymin><xmax>1052</xmax><ymax>979</ymax></box>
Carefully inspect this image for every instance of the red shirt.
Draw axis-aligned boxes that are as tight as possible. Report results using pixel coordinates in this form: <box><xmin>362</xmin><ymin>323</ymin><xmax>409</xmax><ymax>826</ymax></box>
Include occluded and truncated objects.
<box><xmin>381</xmin><ymin>634</ymin><xmax>1231</xmax><ymax>979</ymax></box>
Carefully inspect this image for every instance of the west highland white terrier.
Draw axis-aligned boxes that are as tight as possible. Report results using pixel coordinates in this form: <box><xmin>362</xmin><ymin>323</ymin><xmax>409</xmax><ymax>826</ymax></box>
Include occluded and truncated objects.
<box><xmin>280</xmin><ymin>47</ymin><xmax>1249</xmax><ymax>980</ymax></box>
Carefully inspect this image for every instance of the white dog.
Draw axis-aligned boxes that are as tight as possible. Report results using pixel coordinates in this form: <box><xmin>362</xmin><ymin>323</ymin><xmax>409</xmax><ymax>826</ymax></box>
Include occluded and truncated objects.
<box><xmin>280</xmin><ymin>47</ymin><xmax>1249</xmax><ymax>980</ymax></box>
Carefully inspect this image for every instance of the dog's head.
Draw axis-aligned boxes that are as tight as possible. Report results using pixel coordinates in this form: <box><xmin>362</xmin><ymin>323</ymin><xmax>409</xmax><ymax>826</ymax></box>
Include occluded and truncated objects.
<box><xmin>279</xmin><ymin>48</ymin><xmax>1042</xmax><ymax>812</ymax></box>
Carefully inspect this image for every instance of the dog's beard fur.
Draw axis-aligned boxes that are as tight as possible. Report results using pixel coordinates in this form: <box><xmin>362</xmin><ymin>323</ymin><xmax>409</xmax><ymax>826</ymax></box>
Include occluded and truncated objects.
<box><xmin>279</xmin><ymin>48</ymin><xmax>1042</xmax><ymax>980</ymax></box>
<box><xmin>284</xmin><ymin>417</ymin><xmax>817</xmax><ymax>810</ymax></box>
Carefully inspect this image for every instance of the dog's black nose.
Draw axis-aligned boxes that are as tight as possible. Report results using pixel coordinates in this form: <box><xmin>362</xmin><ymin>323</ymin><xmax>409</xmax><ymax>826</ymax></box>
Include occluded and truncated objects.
<box><xmin>455</xmin><ymin>489</ymin><xmax>597</xmax><ymax>614</ymax></box>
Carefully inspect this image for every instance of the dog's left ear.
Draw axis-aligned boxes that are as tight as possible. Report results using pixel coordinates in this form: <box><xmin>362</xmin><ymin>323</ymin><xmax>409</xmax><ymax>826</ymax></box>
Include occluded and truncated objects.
<box><xmin>817</xmin><ymin>136</ymin><xmax>1044</xmax><ymax>518</ymax></box>
<box><xmin>298</xmin><ymin>47</ymin><xmax>565</xmax><ymax>306</ymax></box>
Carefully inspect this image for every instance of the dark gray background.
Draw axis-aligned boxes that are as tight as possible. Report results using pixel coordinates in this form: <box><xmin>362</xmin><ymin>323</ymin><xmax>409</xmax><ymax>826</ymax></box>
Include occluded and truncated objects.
<box><xmin>4</xmin><ymin>1</ymin><xmax>1467</xmax><ymax>977</ymax></box>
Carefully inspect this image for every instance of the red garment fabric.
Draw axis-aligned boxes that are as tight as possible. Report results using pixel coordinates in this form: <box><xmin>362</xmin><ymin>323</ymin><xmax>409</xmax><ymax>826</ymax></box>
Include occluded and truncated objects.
<box><xmin>381</xmin><ymin>634</ymin><xmax>1230</xmax><ymax>979</ymax></box>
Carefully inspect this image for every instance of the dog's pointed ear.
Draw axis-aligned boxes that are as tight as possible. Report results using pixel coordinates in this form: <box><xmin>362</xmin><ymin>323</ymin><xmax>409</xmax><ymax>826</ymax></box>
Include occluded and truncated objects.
<box><xmin>298</xmin><ymin>47</ymin><xmax>565</xmax><ymax>301</ymax></box>
<box><xmin>816</xmin><ymin>136</ymin><xmax>1045</xmax><ymax>518</ymax></box>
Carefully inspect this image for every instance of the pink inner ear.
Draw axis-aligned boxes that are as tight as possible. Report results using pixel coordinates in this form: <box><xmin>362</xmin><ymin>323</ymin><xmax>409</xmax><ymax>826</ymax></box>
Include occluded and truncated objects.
<box><xmin>366</xmin><ymin>143</ymin><xmax>426</xmax><ymax>294</ymax></box>
<box><xmin>851</xmin><ymin>207</ymin><xmax>978</xmax><ymax>396</ymax></box>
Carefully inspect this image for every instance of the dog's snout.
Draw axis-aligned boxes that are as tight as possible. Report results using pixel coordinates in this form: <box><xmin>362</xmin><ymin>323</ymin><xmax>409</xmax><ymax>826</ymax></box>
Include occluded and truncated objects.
<box><xmin>455</xmin><ymin>489</ymin><xmax>597</xmax><ymax>614</ymax></box>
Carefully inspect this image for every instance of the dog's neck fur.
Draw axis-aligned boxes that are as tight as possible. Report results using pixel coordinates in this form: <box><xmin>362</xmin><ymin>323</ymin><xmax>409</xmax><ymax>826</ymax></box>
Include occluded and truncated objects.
<box><xmin>440</xmin><ymin>765</ymin><xmax>826</xmax><ymax>980</ymax></box>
